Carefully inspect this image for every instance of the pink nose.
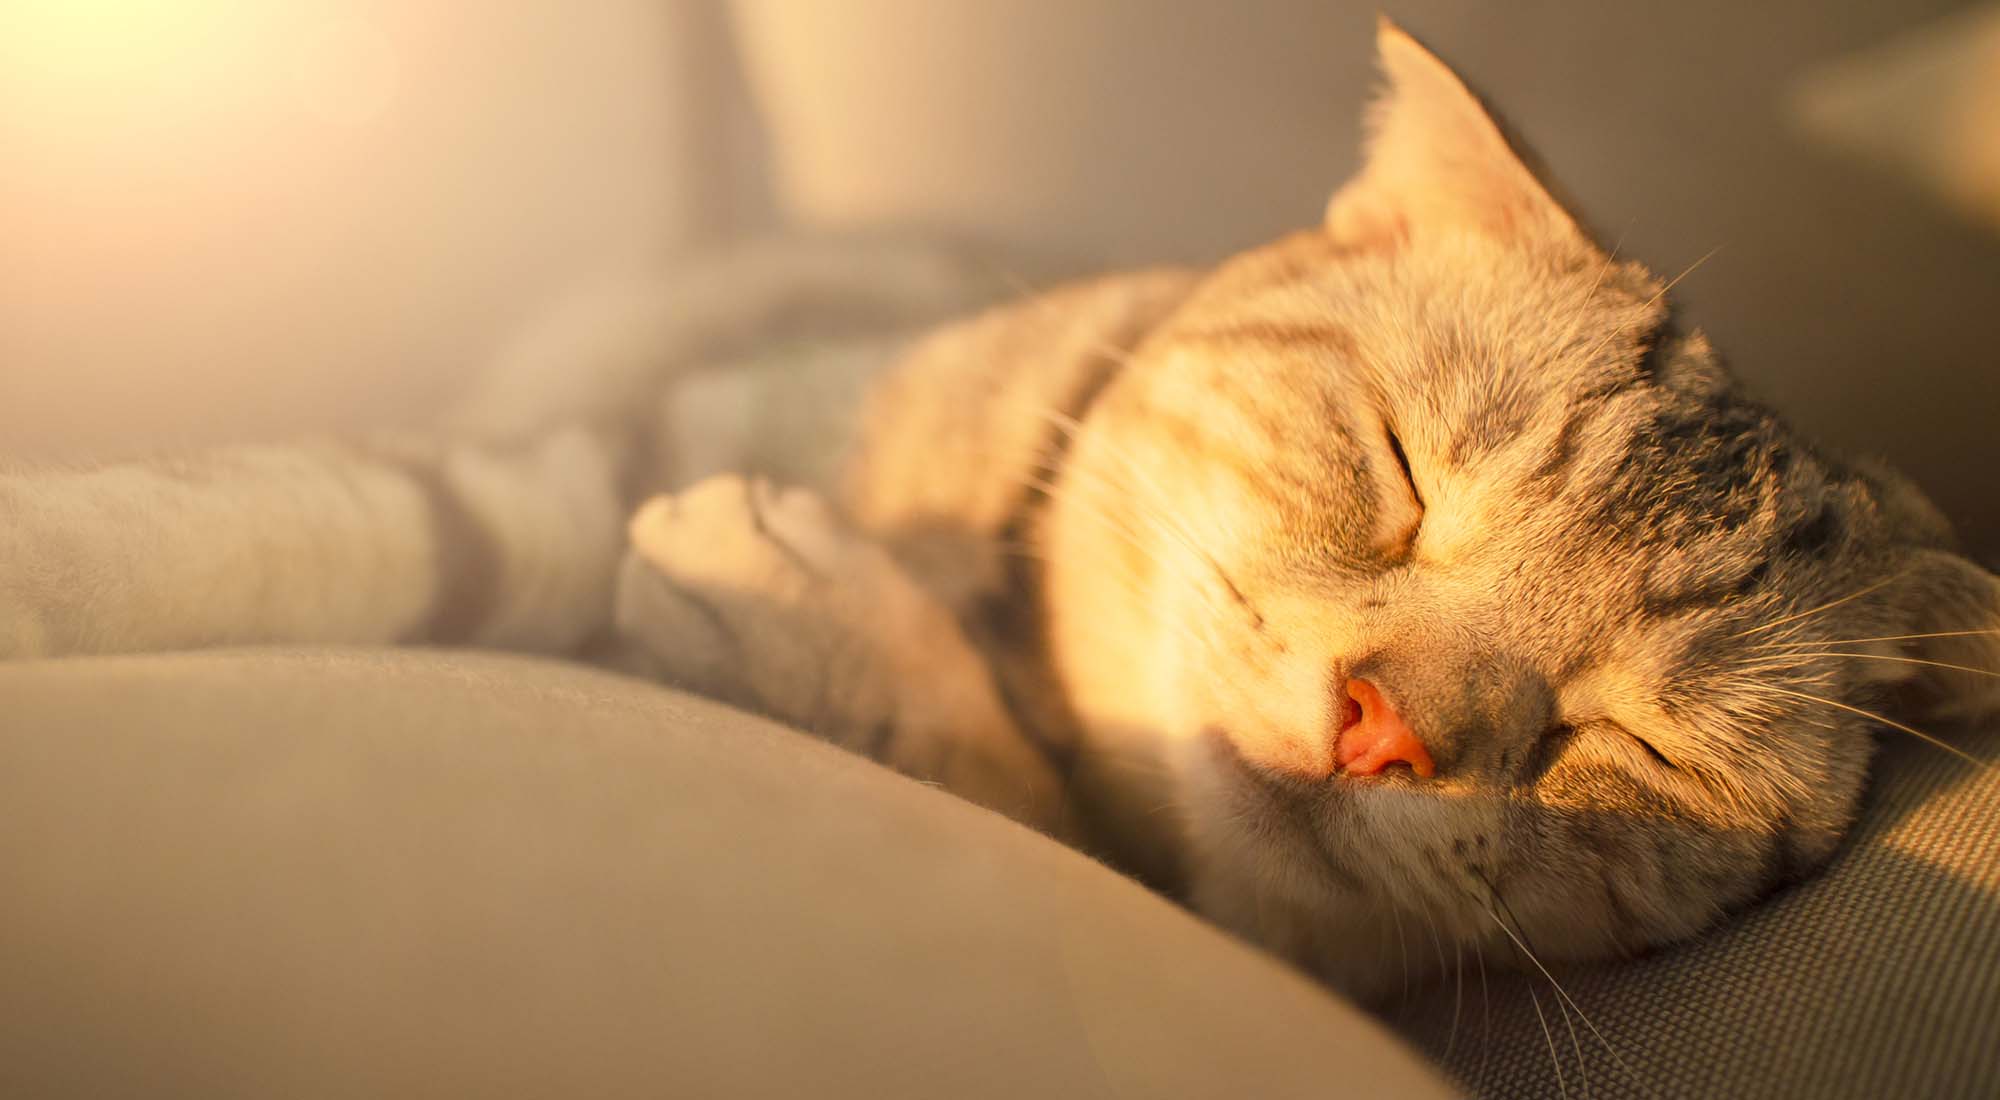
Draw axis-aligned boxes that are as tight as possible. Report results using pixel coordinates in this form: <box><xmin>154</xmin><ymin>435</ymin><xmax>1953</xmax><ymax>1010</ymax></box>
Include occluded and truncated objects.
<box><xmin>1336</xmin><ymin>678</ymin><xmax>1436</xmax><ymax>778</ymax></box>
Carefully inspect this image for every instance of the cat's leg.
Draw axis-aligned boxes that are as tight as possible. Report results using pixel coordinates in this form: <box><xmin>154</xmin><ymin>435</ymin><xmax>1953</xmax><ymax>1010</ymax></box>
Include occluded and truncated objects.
<box><xmin>614</xmin><ymin>474</ymin><xmax>1068</xmax><ymax>835</ymax></box>
<box><xmin>0</xmin><ymin>237</ymin><xmax>1002</xmax><ymax>663</ymax></box>
<box><xmin>0</xmin><ymin>427</ymin><xmax>630</xmax><ymax>660</ymax></box>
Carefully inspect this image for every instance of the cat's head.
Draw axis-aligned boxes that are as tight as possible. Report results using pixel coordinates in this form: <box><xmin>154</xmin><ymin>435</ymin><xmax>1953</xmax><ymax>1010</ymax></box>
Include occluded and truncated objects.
<box><xmin>1044</xmin><ymin>20</ymin><xmax>2000</xmax><ymax>998</ymax></box>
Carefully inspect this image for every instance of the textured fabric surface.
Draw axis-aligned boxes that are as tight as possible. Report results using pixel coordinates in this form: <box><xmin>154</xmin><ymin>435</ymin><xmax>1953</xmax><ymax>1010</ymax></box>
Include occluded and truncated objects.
<box><xmin>8</xmin><ymin>649</ymin><xmax>1994</xmax><ymax>1097</ymax></box>
<box><xmin>0</xmin><ymin>648</ymin><xmax>1455</xmax><ymax>1100</ymax></box>
<box><xmin>1395</xmin><ymin>720</ymin><xmax>2000</xmax><ymax>1098</ymax></box>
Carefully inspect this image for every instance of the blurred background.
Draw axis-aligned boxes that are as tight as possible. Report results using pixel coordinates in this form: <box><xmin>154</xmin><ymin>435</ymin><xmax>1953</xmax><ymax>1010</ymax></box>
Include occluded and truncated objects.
<box><xmin>2</xmin><ymin>0</ymin><xmax>1996</xmax><ymax>556</ymax></box>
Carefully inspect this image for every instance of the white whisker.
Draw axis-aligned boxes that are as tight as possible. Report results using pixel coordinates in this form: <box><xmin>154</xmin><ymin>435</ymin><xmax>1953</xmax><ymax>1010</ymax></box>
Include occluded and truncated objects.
<box><xmin>1561</xmin><ymin>983</ymin><xmax>1589</xmax><ymax>1099</ymax></box>
<box><xmin>1760</xmin><ymin>628</ymin><xmax>2000</xmax><ymax>649</ymax></box>
<box><xmin>1574</xmin><ymin>245</ymin><xmax>1721</xmax><ymax>370</ymax></box>
<box><xmin>1551</xmin><ymin>238</ymin><xmax>1624</xmax><ymax>359</ymax></box>
<box><xmin>1447</xmin><ymin>928</ymin><xmax>1465</xmax><ymax>1062</ymax></box>
<box><xmin>1758</xmin><ymin>685</ymin><xmax>1991</xmax><ymax>771</ymax></box>
<box><xmin>1475</xmin><ymin>942</ymin><xmax>1493</xmax><ymax>1092</ymax></box>
<box><xmin>1017</xmin><ymin>475</ymin><xmax>1220</xmax><ymax>652</ymax></box>
<box><xmin>1731</xmin><ymin>571</ymin><xmax>1906</xmax><ymax>640</ymax></box>
<box><xmin>1037</xmin><ymin>408</ymin><xmax>1268</xmax><ymax>633</ymax></box>
<box><xmin>1528</xmin><ymin>987</ymin><xmax>1570</xmax><ymax>1100</ymax></box>
<box><xmin>1411</xmin><ymin>891</ymin><xmax>1457</xmax><ymax>1057</ymax></box>
<box><xmin>1040</xmin><ymin>411</ymin><xmax>1195</xmax><ymax>546</ymax></box>
<box><xmin>982</xmin><ymin>271</ymin><xmax>1138</xmax><ymax>366</ymax></box>
<box><xmin>1758</xmin><ymin>650</ymin><xmax>2000</xmax><ymax>681</ymax></box>
<box><xmin>1020</xmin><ymin>473</ymin><xmax>1160</xmax><ymax>573</ymax></box>
<box><xmin>1392</xmin><ymin>905</ymin><xmax>1412</xmax><ymax>1010</ymax></box>
<box><xmin>1470</xmin><ymin>878</ymin><xmax>1655</xmax><ymax>1099</ymax></box>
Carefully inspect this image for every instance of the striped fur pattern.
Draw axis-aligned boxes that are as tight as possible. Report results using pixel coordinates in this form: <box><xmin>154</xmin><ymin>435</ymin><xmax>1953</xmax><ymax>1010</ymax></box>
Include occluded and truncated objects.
<box><xmin>1027</xmin><ymin>25</ymin><xmax>2000</xmax><ymax>998</ymax></box>
<box><xmin>4</xmin><ymin>23</ymin><xmax>1996</xmax><ymax>1005</ymax></box>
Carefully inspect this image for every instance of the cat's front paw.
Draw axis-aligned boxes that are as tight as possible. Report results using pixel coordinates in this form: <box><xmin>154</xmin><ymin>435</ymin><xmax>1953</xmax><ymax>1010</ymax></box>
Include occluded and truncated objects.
<box><xmin>615</xmin><ymin>473</ymin><xmax>884</xmax><ymax>723</ymax></box>
<box><xmin>614</xmin><ymin>474</ymin><xmax>1063</xmax><ymax>829</ymax></box>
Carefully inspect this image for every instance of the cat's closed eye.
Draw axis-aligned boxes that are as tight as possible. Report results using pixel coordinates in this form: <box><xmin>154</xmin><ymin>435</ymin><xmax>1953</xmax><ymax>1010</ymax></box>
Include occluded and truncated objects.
<box><xmin>1516</xmin><ymin>716</ymin><xmax>1679</xmax><ymax>781</ymax></box>
<box><xmin>1595</xmin><ymin>718</ymin><xmax>1680</xmax><ymax>772</ymax></box>
<box><xmin>1382</xmin><ymin>425</ymin><xmax>1424</xmax><ymax>555</ymax></box>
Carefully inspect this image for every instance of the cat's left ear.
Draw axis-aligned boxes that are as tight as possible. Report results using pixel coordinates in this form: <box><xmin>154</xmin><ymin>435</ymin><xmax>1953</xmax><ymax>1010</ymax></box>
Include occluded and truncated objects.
<box><xmin>1326</xmin><ymin>19</ymin><xmax>1594</xmax><ymax>255</ymax></box>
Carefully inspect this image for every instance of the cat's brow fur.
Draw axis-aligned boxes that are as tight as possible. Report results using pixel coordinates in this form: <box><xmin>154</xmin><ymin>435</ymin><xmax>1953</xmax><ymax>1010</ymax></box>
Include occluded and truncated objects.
<box><xmin>3</xmin><ymin>22</ymin><xmax>1997</xmax><ymax>1003</ymax></box>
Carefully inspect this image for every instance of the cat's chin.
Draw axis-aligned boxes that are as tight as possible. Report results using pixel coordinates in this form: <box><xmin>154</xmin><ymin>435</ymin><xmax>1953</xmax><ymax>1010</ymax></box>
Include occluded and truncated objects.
<box><xmin>1178</xmin><ymin>729</ymin><xmax>1420</xmax><ymax>995</ymax></box>
<box><xmin>1179</xmin><ymin>819</ymin><xmax>1432</xmax><ymax>1004</ymax></box>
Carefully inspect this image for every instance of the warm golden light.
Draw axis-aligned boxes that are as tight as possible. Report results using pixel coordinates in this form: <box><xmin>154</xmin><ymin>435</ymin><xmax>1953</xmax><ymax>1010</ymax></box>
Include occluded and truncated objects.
<box><xmin>0</xmin><ymin>1</ymin><xmax>688</xmax><ymax>460</ymax></box>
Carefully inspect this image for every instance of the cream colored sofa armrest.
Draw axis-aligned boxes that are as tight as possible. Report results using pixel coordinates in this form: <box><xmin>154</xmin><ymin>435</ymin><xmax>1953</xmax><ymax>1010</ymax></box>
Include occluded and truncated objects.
<box><xmin>0</xmin><ymin>648</ymin><xmax>1455</xmax><ymax>1099</ymax></box>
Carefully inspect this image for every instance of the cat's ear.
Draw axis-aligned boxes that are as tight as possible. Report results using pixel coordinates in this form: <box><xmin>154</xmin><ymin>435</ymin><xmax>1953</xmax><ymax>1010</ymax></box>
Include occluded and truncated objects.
<box><xmin>1326</xmin><ymin>19</ymin><xmax>1592</xmax><ymax>254</ymax></box>
<box><xmin>1891</xmin><ymin>549</ymin><xmax>2000</xmax><ymax>724</ymax></box>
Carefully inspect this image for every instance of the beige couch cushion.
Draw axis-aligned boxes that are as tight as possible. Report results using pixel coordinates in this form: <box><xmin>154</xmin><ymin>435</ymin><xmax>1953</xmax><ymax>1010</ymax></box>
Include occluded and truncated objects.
<box><xmin>0</xmin><ymin>648</ymin><xmax>1454</xmax><ymax>1099</ymax></box>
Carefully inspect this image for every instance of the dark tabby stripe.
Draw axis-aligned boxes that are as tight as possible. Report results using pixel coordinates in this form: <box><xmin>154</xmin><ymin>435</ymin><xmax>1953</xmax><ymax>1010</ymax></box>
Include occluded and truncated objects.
<box><xmin>1531</xmin><ymin>398</ymin><xmax>1600</xmax><ymax>481</ymax></box>
<box><xmin>1600</xmin><ymin>871</ymin><xmax>1644</xmax><ymax>942</ymax></box>
<box><xmin>1639</xmin><ymin>559</ymin><xmax>1773</xmax><ymax>621</ymax></box>
<box><xmin>1532</xmin><ymin>320</ymin><xmax>1679</xmax><ymax>483</ymax></box>
<box><xmin>1174</xmin><ymin>319</ymin><xmax>1360</xmax><ymax>357</ymax></box>
<box><xmin>1761</xmin><ymin>812</ymin><xmax>1808</xmax><ymax>886</ymax></box>
<box><xmin>1780</xmin><ymin>501</ymin><xmax>1841</xmax><ymax>559</ymax></box>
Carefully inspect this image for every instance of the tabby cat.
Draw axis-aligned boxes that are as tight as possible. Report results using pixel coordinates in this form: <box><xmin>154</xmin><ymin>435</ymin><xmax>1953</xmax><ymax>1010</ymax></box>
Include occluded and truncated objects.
<box><xmin>4</xmin><ymin>22</ymin><xmax>1996</xmax><ymax>1001</ymax></box>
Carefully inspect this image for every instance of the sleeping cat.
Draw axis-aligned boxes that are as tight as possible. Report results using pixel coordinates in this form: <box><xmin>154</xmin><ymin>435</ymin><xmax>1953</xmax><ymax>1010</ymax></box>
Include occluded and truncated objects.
<box><xmin>3</xmin><ymin>22</ymin><xmax>1996</xmax><ymax>1001</ymax></box>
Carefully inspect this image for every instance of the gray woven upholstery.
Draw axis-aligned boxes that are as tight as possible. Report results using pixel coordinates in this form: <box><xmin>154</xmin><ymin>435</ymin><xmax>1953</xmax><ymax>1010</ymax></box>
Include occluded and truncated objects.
<box><xmin>1396</xmin><ymin>722</ymin><xmax>2000</xmax><ymax>1099</ymax></box>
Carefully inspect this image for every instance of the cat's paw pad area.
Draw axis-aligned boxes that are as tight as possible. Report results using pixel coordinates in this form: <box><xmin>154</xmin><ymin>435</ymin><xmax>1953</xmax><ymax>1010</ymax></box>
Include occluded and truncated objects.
<box><xmin>614</xmin><ymin>473</ymin><xmax>907</xmax><ymax>731</ymax></box>
<box><xmin>626</xmin><ymin>474</ymin><xmax>843</xmax><ymax>599</ymax></box>
<box><xmin>615</xmin><ymin>473</ymin><xmax>1067</xmax><ymax>832</ymax></box>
